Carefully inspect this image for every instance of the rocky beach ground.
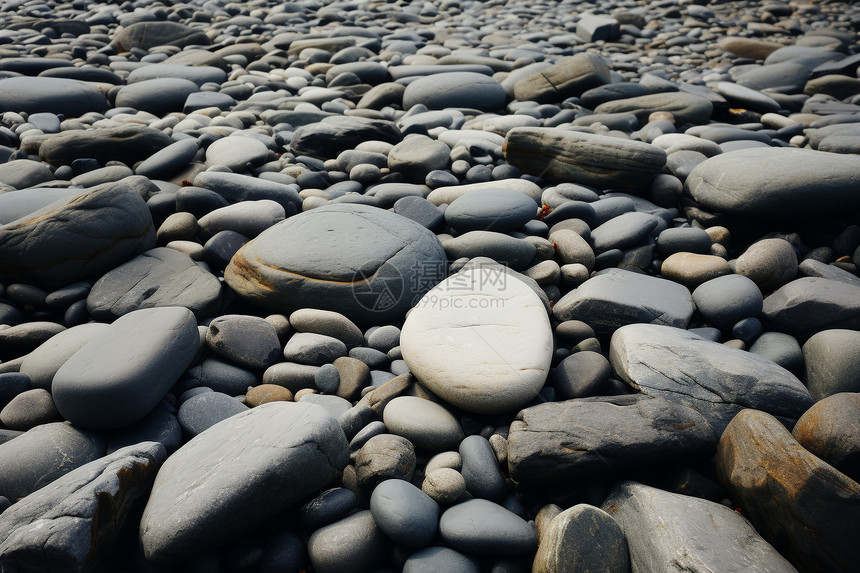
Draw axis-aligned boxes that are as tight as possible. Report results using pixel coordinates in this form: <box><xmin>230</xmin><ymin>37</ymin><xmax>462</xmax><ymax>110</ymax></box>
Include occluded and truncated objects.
<box><xmin>0</xmin><ymin>0</ymin><xmax>860</xmax><ymax>571</ymax></box>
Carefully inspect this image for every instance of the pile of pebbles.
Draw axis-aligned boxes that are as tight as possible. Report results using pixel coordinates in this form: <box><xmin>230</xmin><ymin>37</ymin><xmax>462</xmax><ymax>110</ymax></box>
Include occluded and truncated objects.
<box><xmin>1</xmin><ymin>0</ymin><xmax>860</xmax><ymax>571</ymax></box>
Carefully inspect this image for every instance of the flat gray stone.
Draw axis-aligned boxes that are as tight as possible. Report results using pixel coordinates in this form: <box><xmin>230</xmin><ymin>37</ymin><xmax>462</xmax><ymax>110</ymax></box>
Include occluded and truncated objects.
<box><xmin>290</xmin><ymin>116</ymin><xmax>401</xmax><ymax>160</ymax></box>
<box><xmin>224</xmin><ymin>204</ymin><xmax>447</xmax><ymax>325</ymax></box>
<box><xmin>553</xmin><ymin>269</ymin><xmax>694</xmax><ymax>336</ymax></box>
<box><xmin>205</xmin><ymin>136</ymin><xmax>269</xmax><ymax>171</ymax></box>
<box><xmin>609</xmin><ymin>324</ymin><xmax>814</xmax><ymax>433</ymax></box>
<box><xmin>445</xmin><ymin>188</ymin><xmax>537</xmax><ymax>233</ymax></box>
<box><xmin>135</xmin><ymin>139</ymin><xmax>200</xmax><ymax>180</ymax></box>
<box><xmin>0</xmin><ymin>422</ymin><xmax>105</xmax><ymax>502</ymax></box>
<box><xmin>594</xmin><ymin>92</ymin><xmax>714</xmax><ymax>125</ymax></box>
<box><xmin>115</xmin><ymin>77</ymin><xmax>200</xmax><ymax>115</ymax></box>
<box><xmin>513</xmin><ymin>53</ymin><xmax>610</xmax><ymax>104</ymax></box>
<box><xmin>86</xmin><ymin>247</ymin><xmax>221</xmax><ymax>321</ymax></box>
<box><xmin>39</xmin><ymin>125</ymin><xmax>174</xmax><ymax>167</ymax></box>
<box><xmin>308</xmin><ymin>510</ymin><xmax>389</xmax><ymax>573</ymax></box>
<box><xmin>140</xmin><ymin>402</ymin><xmax>349</xmax><ymax>565</ymax></box>
<box><xmin>127</xmin><ymin>64</ymin><xmax>226</xmax><ymax>86</ymax></box>
<box><xmin>692</xmin><ymin>274</ymin><xmax>764</xmax><ymax>330</ymax></box>
<box><xmin>53</xmin><ymin>307</ymin><xmax>199</xmax><ymax>430</ymax></box>
<box><xmin>382</xmin><ymin>396</ymin><xmax>464</xmax><ymax>451</ymax></box>
<box><xmin>112</xmin><ymin>21</ymin><xmax>210</xmax><ymax>51</ymax></box>
<box><xmin>441</xmin><ymin>231</ymin><xmax>536</xmax><ymax>270</ymax></box>
<box><xmin>19</xmin><ymin>323</ymin><xmax>111</xmax><ymax>390</ymax></box>
<box><xmin>761</xmin><ymin>277</ymin><xmax>860</xmax><ymax>337</ymax></box>
<box><xmin>0</xmin><ymin>160</ymin><xmax>54</xmax><ymax>190</ymax></box>
<box><xmin>387</xmin><ymin>135</ymin><xmax>450</xmax><ymax>183</ymax></box>
<box><xmin>370</xmin><ymin>479</ymin><xmax>440</xmax><ymax>547</ymax></box>
<box><xmin>686</xmin><ymin>148</ymin><xmax>860</xmax><ymax>220</ymax></box>
<box><xmin>602</xmin><ymin>481</ymin><xmax>797</xmax><ymax>573</ymax></box>
<box><xmin>508</xmin><ymin>394</ymin><xmax>716</xmax><ymax>486</ymax></box>
<box><xmin>206</xmin><ymin>314</ymin><xmax>281</xmax><ymax>370</ymax></box>
<box><xmin>0</xmin><ymin>178</ymin><xmax>156</xmax><ymax>290</ymax></box>
<box><xmin>0</xmin><ymin>442</ymin><xmax>166</xmax><ymax>572</ymax></box>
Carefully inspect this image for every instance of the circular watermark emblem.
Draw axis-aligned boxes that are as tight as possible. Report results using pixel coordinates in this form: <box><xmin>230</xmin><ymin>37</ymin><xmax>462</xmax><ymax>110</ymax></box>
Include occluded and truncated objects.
<box><xmin>350</xmin><ymin>260</ymin><xmax>406</xmax><ymax>315</ymax></box>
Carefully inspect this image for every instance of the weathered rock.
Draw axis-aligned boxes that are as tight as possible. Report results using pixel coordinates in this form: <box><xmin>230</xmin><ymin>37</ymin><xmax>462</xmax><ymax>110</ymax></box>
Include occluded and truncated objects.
<box><xmin>291</xmin><ymin>116</ymin><xmax>401</xmax><ymax>160</ymax></box>
<box><xmin>402</xmin><ymin>72</ymin><xmax>506</xmax><ymax>112</ymax></box>
<box><xmin>802</xmin><ymin>329</ymin><xmax>860</xmax><ymax>400</ymax></box>
<box><xmin>504</xmin><ymin>127</ymin><xmax>667</xmax><ymax>189</ymax></box>
<box><xmin>140</xmin><ymin>402</ymin><xmax>349</xmax><ymax>565</ymax></box>
<box><xmin>610</xmin><ymin>324</ymin><xmax>814</xmax><ymax>433</ymax></box>
<box><xmin>761</xmin><ymin>278</ymin><xmax>860</xmax><ymax>338</ymax></box>
<box><xmin>224</xmin><ymin>204</ymin><xmax>446</xmax><ymax>325</ymax></box>
<box><xmin>508</xmin><ymin>394</ymin><xmax>715</xmax><ymax>486</ymax></box>
<box><xmin>39</xmin><ymin>125</ymin><xmax>174</xmax><ymax>167</ymax></box>
<box><xmin>793</xmin><ymin>393</ymin><xmax>860</xmax><ymax>483</ymax></box>
<box><xmin>0</xmin><ymin>77</ymin><xmax>108</xmax><ymax>117</ymax></box>
<box><xmin>594</xmin><ymin>92</ymin><xmax>714</xmax><ymax>125</ymax></box>
<box><xmin>113</xmin><ymin>21</ymin><xmax>210</xmax><ymax>51</ymax></box>
<box><xmin>602</xmin><ymin>481</ymin><xmax>796</xmax><ymax>573</ymax></box>
<box><xmin>0</xmin><ymin>442</ymin><xmax>166</xmax><ymax>573</ymax></box>
<box><xmin>87</xmin><ymin>247</ymin><xmax>221</xmax><ymax>321</ymax></box>
<box><xmin>513</xmin><ymin>53</ymin><xmax>610</xmax><ymax>104</ymax></box>
<box><xmin>0</xmin><ymin>178</ymin><xmax>156</xmax><ymax>289</ymax></box>
<box><xmin>553</xmin><ymin>269</ymin><xmax>694</xmax><ymax>336</ymax></box>
<box><xmin>532</xmin><ymin>504</ymin><xmax>630</xmax><ymax>573</ymax></box>
<box><xmin>717</xmin><ymin>409</ymin><xmax>860</xmax><ymax>573</ymax></box>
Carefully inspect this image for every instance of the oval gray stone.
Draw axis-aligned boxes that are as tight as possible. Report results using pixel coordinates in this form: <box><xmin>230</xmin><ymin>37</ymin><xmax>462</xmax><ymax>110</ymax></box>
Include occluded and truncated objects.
<box><xmin>0</xmin><ymin>76</ymin><xmax>108</xmax><ymax>116</ymax></box>
<box><xmin>439</xmin><ymin>498</ymin><xmax>538</xmax><ymax>556</ymax></box>
<box><xmin>140</xmin><ymin>402</ymin><xmax>349</xmax><ymax>565</ymax></box>
<box><xmin>382</xmin><ymin>396</ymin><xmax>464</xmax><ymax>451</ymax></box>
<box><xmin>53</xmin><ymin>307</ymin><xmax>199</xmax><ymax>430</ymax></box>
<box><xmin>370</xmin><ymin>478</ymin><xmax>440</xmax><ymax>547</ymax></box>
<box><xmin>403</xmin><ymin>72</ymin><xmax>506</xmax><ymax>111</ymax></box>
<box><xmin>445</xmin><ymin>188</ymin><xmax>537</xmax><ymax>233</ymax></box>
<box><xmin>224</xmin><ymin>204</ymin><xmax>447</xmax><ymax>325</ymax></box>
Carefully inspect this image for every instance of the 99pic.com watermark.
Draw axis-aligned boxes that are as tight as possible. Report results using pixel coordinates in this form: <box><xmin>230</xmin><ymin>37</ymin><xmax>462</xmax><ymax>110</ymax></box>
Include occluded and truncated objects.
<box><xmin>350</xmin><ymin>260</ymin><xmax>509</xmax><ymax>314</ymax></box>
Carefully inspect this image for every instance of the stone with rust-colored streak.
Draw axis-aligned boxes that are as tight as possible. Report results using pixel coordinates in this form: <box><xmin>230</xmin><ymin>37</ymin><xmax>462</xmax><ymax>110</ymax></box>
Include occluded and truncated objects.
<box><xmin>503</xmin><ymin>127</ymin><xmax>666</xmax><ymax>189</ymax></box>
<box><xmin>716</xmin><ymin>409</ymin><xmax>860</xmax><ymax>573</ymax></box>
<box><xmin>793</xmin><ymin>393</ymin><xmax>860</xmax><ymax>483</ymax></box>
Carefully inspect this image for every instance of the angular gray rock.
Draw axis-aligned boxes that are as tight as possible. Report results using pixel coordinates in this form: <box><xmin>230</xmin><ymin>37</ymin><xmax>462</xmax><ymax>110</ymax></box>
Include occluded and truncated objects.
<box><xmin>0</xmin><ymin>442</ymin><xmax>166</xmax><ymax>573</ymax></box>
<box><xmin>761</xmin><ymin>277</ymin><xmax>860</xmax><ymax>338</ymax></box>
<box><xmin>553</xmin><ymin>269</ymin><xmax>694</xmax><ymax>336</ymax></box>
<box><xmin>602</xmin><ymin>481</ymin><xmax>797</xmax><ymax>573</ymax></box>
<box><xmin>52</xmin><ymin>307</ymin><xmax>200</xmax><ymax>430</ymax></box>
<box><xmin>609</xmin><ymin>324</ymin><xmax>814</xmax><ymax>433</ymax></box>
<box><xmin>513</xmin><ymin>53</ymin><xmax>611</xmax><ymax>104</ymax></box>
<box><xmin>686</xmin><ymin>148</ymin><xmax>860</xmax><ymax>219</ymax></box>
<box><xmin>532</xmin><ymin>504</ymin><xmax>630</xmax><ymax>573</ymax></box>
<box><xmin>86</xmin><ymin>247</ymin><xmax>221</xmax><ymax>321</ymax></box>
<box><xmin>508</xmin><ymin>394</ymin><xmax>716</xmax><ymax>486</ymax></box>
<box><xmin>140</xmin><ymin>402</ymin><xmax>349</xmax><ymax>565</ymax></box>
<box><xmin>224</xmin><ymin>204</ymin><xmax>447</xmax><ymax>325</ymax></box>
<box><xmin>0</xmin><ymin>179</ymin><xmax>156</xmax><ymax>289</ymax></box>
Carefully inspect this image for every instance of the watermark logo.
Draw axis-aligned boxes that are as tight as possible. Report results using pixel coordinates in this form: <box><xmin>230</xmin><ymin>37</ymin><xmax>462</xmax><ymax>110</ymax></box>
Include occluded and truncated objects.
<box><xmin>350</xmin><ymin>260</ymin><xmax>407</xmax><ymax>314</ymax></box>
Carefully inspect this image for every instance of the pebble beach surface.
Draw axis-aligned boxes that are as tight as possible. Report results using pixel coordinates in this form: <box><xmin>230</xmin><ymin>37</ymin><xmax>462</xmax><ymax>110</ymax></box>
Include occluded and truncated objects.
<box><xmin>1</xmin><ymin>0</ymin><xmax>860</xmax><ymax>571</ymax></box>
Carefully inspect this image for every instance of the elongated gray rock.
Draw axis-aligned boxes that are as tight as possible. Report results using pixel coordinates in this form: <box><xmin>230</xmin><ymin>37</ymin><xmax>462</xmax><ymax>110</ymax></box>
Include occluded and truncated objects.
<box><xmin>38</xmin><ymin>125</ymin><xmax>174</xmax><ymax>167</ymax></box>
<box><xmin>52</xmin><ymin>307</ymin><xmax>199</xmax><ymax>430</ymax></box>
<box><xmin>609</xmin><ymin>324</ymin><xmax>814</xmax><ymax>433</ymax></box>
<box><xmin>0</xmin><ymin>76</ymin><xmax>108</xmax><ymax>117</ymax></box>
<box><xmin>403</xmin><ymin>72</ymin><xmax>506</xmax><ymax>111</ymax></box>
<box><xmin>594</xmin><ymin>91</ymin><xmax>714</xmax><ymax>124</ymax></box>
<box><xmin>602</xmin><ymin>481</ymin><xmax>797</xmax><ymax>573</ymax></box>
<box><xmin>504</xmin><ymin>127</ymin><xmax>666</xmax><ymax>189</ymax></box>
<box><xmin>140</xmin><ymin>402</ymin><xmax>349</xmax><ymax>565</ymax></box>
<box><xmin>686</xmin><ymin>148</ymin><xmax>860</xmax><ymax>219</ymax></box>
<box><xmin>762</xmin><ymin>277</ymin><xmax>860</xmax><ymax>338</ymax></box>
<box><xmin>508</xmin><ymin>394</ymin><xmax>715</xmax><ymax>486</ymax></box>
<box><xmin>439</xmin><ymin>499</ymin><xmax>538</xmax><ymax>556</ymax></box>
<box><xmin>0</xmin><ymin>178</ymin><xmax>156</xmax><ymax>289</ymax></box>
<box><xmin>0</xmin><ymin>442</ymin><xmax>166</xmax><ymax>573</ymax></box>
<box><xmin>717</xmin><ymin>409</ymin><xmax>860</xmax><ymax>573</ymax></box>
<box><xmin>291</xmin><ymin>116</ymin><xmax>401</xmax><ymax>160</ymax></box>
<box><xmin>224</xmin><ymin>204</ymin><xmax>446</xmax><ymax>325</ymax></box>
<box><xmin>553</xmin><ymin>269</ymin><xmax>694</xmax><ymax>336</ymax></box>
<box><xmin>86</xmin><ymin>247</ymin><xmax>221</xmax><ymax>320</ymax></box>
<box><xmin>19</xmin><ymin>323</ymin><xmax>111</xmax><ymax>390</ymax></box>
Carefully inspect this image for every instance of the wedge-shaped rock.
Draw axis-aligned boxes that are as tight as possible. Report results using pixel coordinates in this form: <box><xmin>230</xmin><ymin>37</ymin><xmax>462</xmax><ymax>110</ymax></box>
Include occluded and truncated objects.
<box><xmin>504</xmin><ymin>127</ymin><xmax>666</xmax><ymax>189</ymax></box>
<box><xmin>513</xmin><ymin>53</ymin><xmax>610</xmax><ymax>104</ymax></box>
<box><xmin>762</xmin><ymin>277</ymin><xmax>860</xmax><ymax>338</ymax></box>
<box><xmin>610</xmin><ymin>324</ymin><xmax>814</xmax><ymax>434</ymax></box>
<box><xmin>508</xmin><ymin>394</ymin><xmax>715</xmax><ymax>485</ymax></box>
<box><xmin>0</xmin><ymin>442</ymin><xmax>166</xmax><ymax>573</ymax></box>
<box><xmin>0</xmin><ymin>179</ymin><xmax>155</xmax><ymax>289</ymax></box>
<box><xmin>602</xmin><ymin>481</ymin><xmax>797</xmax><ymax>573</ymax></box>
<box><xmin>686</xmin><ymin>148</ymin><xmax>860</xmax><ymax>220</ymax></box>
<box><xmin>553</xmin><ymin>269</ymin><xmax>694</xmax><ymax>336</ymax></box>
<box><xmin>140</xmin><ymin>402</ymin><xmax>349</xmax><ymax>565</ymax></box>
<box><xmin>717</xmin><ymin>410</ymin><xmax>860</xmax><ymax>573</ymax></box>
<box><xmin>87</xmin><ymin>247</ymin><xmax>221</xmax><ymax>321</ymax></box>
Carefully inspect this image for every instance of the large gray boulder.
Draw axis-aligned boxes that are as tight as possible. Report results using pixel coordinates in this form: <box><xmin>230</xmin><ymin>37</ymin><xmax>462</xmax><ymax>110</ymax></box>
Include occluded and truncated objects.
<box><xmin>603</xmin><ymin>481</ymin><xmax>797</xmax><ymax>573</ymax></box>
<box><xmin>139</xmin><ymin>402</ymin><xmax>349</xmax><ymax>565</ymax></box>
<box><xmin>0</xmin><ymin>178</ymin><xmax>156</xmax><ymax>289</ymax></box>
<box><xmin>762</xmin><ymin>277</ymin><xmax>860</xmax><ymax>338</ymax></box>
<box><xmin>609</xmin><ymin>324</ymin><xmax>814</xmax><ymax>433</ymax></box>
<box><xmin>0</xmin><ymin>442</ymin><xmax>166</xmax><ymax>572</ymax></box>
<box><xmin>686</xmin><ymin>148</ymin><xmax>860</xmax><ymax>220</ymax></box>
<box><xmin>224</xmin><ymin>204</ymin><xmax>447</xmax><ymax>325</ymax></box>
<box><xmin>52</xmin><ymin>307</ymin><xmax>200</xmax><ymax>430</ymax></box>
